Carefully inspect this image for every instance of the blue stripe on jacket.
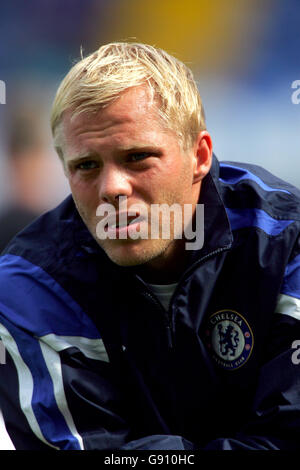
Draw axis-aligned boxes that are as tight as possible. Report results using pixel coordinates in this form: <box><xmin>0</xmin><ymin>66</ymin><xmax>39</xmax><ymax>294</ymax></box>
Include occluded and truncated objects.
<box><xmin>281</xmin><ymin>253</ymin><xmax>300</xmax><ymax>300</ymax></box>
<box><xmin>225</xmin><ymin>207</ymin><xmax>294</xmax><ymax>236</ymax></box>
<box><xmin>0</xmin><ymin>315</ymin><xmax>82</xmax><ymax>449</ymax></box>
<box><xmin>220</xmin><ymin>163</ymin><xmax>291</xmax><ymax>194</ymax></box>
<box><xmin>0</xmin><ymin>254</ymin><xmax>101</xmax><ymax>339</ymax></box>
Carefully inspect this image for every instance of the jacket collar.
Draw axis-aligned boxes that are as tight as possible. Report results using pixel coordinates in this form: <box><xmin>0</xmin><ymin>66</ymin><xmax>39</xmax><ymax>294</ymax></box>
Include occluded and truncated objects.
<box><xmin>186</xmin><ymin>153</ymin><xmax>233</xmax><ymax>266</ymax></box>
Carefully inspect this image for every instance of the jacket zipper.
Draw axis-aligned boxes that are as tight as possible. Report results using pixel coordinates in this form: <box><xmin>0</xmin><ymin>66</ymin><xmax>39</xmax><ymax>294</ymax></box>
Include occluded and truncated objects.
<box><xmin>138</xmin><ymin>244</ymin><xmax>232</xmax><ymax>351</ymax></box>
<box><xmin>142</xmin><ymin>290</ymin><xmax>174</xmax><ymax>350</ymax></box>
<box><xmin>167</xmin><ymin>244</ymin><xmax>232</xmax><ymax>338</ymax></box>
<box><xmin>169</xmin><ymin>244</ymin><xmax>232</xmax><ymax>307</ymax></box>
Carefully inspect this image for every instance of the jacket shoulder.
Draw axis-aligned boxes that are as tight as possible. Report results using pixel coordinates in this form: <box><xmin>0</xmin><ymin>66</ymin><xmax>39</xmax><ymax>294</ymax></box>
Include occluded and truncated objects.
<box><xmin>219</xmin><ymin>160</ymin><xmax>300</xmax><ymax>220</ymax></box>
<box><xmin>1</xmin><ymin>195</ymin><xmax>83</xmax><ymax>270</ymax></box>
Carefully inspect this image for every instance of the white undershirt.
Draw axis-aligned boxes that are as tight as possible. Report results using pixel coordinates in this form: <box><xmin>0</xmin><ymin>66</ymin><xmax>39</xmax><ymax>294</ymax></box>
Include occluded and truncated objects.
<box><xmin>147</xmin><ymin>282</ymin><xmax>178</xmax><ymax>311</ymax></box>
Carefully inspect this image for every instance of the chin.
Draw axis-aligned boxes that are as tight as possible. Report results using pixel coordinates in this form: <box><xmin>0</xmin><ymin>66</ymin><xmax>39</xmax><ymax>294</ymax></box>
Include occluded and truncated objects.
<box><xmin>99</xmin><ymin>239</ymin><xmax>171</xmax><ymax>268</ymax></box>
<box><xmin>107</xmin><ymin>255</ymin><xmax>146</xmax><ymax>267</ymax></box>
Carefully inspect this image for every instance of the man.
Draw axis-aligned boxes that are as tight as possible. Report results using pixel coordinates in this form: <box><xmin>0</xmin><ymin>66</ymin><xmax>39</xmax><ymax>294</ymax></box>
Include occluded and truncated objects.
<box><xmin>0</xmin><ymin>42</ymin><xmax>300</xmax><ymax>450</ymax></box>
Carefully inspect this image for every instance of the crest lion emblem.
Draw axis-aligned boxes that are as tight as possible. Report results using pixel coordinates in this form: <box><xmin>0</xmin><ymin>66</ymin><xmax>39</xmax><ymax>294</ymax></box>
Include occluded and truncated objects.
<box><xmin>205</xmin><ymin>309</ymin><xmax>254</xmax><ymax>370</ymax></box>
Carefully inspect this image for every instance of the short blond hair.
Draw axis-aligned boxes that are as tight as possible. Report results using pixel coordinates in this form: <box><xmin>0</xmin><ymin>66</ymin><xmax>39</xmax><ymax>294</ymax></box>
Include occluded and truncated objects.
<box><xmin>51</xmin><ymin>42</ymin><xmax>206</xmax><ymax>150</ymax></box>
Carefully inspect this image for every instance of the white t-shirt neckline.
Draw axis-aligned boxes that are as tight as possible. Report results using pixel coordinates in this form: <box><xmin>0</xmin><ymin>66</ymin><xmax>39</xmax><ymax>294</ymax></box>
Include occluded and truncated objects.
<box><xmin>147</xmin><ymin>282</ymin><xmax>178</xmax><ymax>311</ymax></box>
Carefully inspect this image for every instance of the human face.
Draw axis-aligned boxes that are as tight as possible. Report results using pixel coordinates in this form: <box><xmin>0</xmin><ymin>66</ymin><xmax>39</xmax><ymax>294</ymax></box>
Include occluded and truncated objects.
<box><xmin>59</xmin><ymin>86</ymin><xmax>208</xmax><ymax>272</ymax></box>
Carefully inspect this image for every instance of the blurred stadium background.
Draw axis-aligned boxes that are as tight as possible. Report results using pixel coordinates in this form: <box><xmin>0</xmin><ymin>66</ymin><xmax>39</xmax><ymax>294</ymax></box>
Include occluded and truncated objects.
<box><xmin>0</xmin><ymin>0</ymin><xmax>300</xmax><ymax>449</ymax></box>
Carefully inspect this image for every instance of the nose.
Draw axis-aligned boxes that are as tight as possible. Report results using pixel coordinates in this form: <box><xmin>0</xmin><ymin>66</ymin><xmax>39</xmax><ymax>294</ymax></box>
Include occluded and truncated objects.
<box><xmin>98</xmin><ymin>164</ymin><xmax>132</xmax><ymax>204</ymax></box>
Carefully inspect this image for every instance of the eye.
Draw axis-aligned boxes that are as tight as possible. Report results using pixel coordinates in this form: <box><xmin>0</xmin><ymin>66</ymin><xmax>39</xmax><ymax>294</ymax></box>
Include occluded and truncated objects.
<box><xmin>76</xmin><ymin>160</ymin><xmax>99</xmax><ymax>170</ymax></box>
<box><xmin>129</xmin><ymin>152</ymin><xmax>152</xmax><ymax>162</ymax></box>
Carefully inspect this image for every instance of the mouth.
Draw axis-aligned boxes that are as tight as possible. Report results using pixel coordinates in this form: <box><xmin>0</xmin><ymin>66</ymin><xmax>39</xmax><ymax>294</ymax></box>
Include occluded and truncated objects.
<box><xmin>104</xmin><ymin>212</ymin><xmax>143</xmax><ymax>236</ymax></box>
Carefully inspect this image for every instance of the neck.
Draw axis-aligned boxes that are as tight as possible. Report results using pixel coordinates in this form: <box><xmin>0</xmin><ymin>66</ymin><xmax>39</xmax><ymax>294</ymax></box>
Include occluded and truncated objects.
<box><xmin>135</xmin><ymin>238</ymin><xmax>188</xmax><ymax>284</ymax></box>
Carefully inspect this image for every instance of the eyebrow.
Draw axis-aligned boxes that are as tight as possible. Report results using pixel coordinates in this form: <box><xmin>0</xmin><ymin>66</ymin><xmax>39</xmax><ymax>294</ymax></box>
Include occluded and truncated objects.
<box><xmin>118</xmin><ymin>144</ymin><xmax>161</xmax><ymax>152</ymax></box>
<box><xmin>65</xmin><ymin>152</ymin><xmax>98</xmax><ymax>165</ymax></box>
<box><xmin>66</xmin><ymin>145</ymin><xmax>162</xmax><ymax>165</ymax></box>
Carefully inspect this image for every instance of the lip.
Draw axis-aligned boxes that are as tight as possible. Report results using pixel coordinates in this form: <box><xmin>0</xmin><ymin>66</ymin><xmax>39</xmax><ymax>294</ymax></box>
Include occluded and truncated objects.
<box><xmin>106</xmin><ymin>220</ymin><xmax>142</xmax><ymax>238</ymax></box>
<box><xmin>105</xmin><ymin>212</ymin><xmax>140</xmax><ymax>229</ymax></box>
<box><xmin>105</xmin><ymin>212</ymin><xmax>144</xmax><ymax>239</ymax></box>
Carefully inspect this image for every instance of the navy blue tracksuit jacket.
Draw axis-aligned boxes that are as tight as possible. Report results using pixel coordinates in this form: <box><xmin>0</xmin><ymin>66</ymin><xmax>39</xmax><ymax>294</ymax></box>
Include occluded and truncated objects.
<box><xmin>0</xmin><ymin>155</ymin><xmax>300</xmax><ymax>450</ymax></box>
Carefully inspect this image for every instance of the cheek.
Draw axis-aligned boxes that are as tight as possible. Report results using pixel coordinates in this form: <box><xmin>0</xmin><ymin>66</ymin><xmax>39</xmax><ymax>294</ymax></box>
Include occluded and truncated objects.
<box><xmin>135</xmin><ymin>161</ymin><xmax>188</xmax><ymax>201</ymax></box>
<box><xmin>163</xmin><ymin>158</ymin><xmax>193</xmax><ymax>189</ymax></box>
<box><xmin>68</xmin><ymin>177</ymin><xmax>98</xmax><ymax>210</ymax></box>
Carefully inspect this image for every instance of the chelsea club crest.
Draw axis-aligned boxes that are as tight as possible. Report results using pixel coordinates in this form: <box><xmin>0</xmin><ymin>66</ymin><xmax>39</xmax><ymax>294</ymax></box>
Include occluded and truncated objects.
<box><xmin>205</xmin><ymin>309</ymin><xmax>254</xmax><ymax>370</ymax></box>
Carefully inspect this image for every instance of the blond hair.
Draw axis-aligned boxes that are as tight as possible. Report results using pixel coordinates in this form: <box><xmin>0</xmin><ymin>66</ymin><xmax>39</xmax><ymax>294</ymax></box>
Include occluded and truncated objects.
<box><xmin>51</xmin><ymin>42</ymin><xmax>206</xmax><ymax>150</ymax></box>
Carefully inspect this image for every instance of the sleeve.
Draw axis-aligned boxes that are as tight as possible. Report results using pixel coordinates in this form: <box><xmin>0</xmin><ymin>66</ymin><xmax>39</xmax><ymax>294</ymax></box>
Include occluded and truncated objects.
<box><xmin>0</xmin><ymin>254</ymin><xmax>191</xmax><ymax>451</ymax></box>
<box><xmin>0</xmin><ymin>314</ymin><xmax>135</xmax><ymax>450</ymax></box>
<box><xmin>0</xmin><ymin>253</ymin><xmax>131</xmax><ymax>450</ymax></box>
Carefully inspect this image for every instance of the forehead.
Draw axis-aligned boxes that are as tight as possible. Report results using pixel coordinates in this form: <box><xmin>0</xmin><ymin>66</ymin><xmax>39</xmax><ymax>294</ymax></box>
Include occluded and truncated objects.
<box><xmin>60</xmin><ymin>85</ymin><xmax>171</xmax><ymax>148</ymax></box>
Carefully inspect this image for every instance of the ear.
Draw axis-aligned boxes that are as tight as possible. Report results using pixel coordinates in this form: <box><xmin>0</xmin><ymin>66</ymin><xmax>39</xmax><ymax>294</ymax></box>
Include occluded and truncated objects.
<box><xmin>192</xmin><ymin>131</ymin><xmax>213</xmax><ymax>184</ymax></box>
